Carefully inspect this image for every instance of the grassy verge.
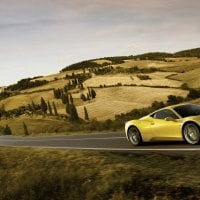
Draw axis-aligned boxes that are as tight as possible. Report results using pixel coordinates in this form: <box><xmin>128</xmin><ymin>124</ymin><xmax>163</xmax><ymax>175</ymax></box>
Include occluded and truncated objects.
<box><xmin>0</xmin><ymin>117</ymin><xmax>121</xmax><ymax>136</ymax></box>
<box><xmin>0</xmin><ymin>148</ymin><xmax>200</xmax><ymax>200</ymax></box>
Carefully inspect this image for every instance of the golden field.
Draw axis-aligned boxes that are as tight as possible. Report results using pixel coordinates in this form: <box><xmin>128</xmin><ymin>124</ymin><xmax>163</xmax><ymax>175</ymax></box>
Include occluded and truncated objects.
<box><xmin>76</xmin><ymin>87</ymin><xmax>188</xmax><ymax>120</ymax></box>
<box><xmin>84</xmin><ymin>72</ymin><xmax>182</xmax><ymax>88</ymax></box>
<box><xmin>0</xmin><ymin>56</ymin><xmax>199</xmax><ymax>123</ymax></box>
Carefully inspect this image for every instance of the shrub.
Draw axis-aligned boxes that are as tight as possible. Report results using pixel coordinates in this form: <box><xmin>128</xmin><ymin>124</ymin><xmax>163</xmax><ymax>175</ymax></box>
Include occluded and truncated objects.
<box><xmin>187</xmin><ymin>89</ymin><xmax>200</xmax><ymax>99</ymax></box>
<box><xmin>4</xmin><ymin>125</ymin><xmax>12</xmax><ymax>135</ymax></box>
<box><xmin>137</xmin><ymin>75</ymin><xmax>151</xmax><ymax>80</ymax></box>
<box><xmin>167</xmin><ymin>95</ymin><xmax>185</xmax><ymax>105</ymax></box>
<box><xmin>181</xmin><ymin>83</ymin><xmax>189</xmax><ymax>90</ymax></box>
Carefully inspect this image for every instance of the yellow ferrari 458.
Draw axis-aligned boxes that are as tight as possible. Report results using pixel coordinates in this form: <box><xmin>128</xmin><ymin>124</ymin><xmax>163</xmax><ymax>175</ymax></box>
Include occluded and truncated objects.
<box><xmin>125</xmin><ymin>104</ymin><xmax>200</xmax><ymax>145</ymax></box>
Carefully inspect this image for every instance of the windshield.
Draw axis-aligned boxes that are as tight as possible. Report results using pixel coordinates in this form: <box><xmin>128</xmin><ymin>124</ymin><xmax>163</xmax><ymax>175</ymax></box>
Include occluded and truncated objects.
<box><xmin>174</xmin><ymin>104</ymin><xmax>200</xmax><ymax>118</ymax></box>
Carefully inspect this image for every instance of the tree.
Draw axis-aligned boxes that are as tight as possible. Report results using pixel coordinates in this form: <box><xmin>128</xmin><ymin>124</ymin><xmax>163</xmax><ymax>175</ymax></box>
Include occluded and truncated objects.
<box><xmin>84</xmin><ymin>107</ymin><xmax>89</xmax><ymax>120</ymax></box>
<box><xmin>23</xmin><ymin>122</ymin><xmax>29</xmax><ymax>136</ymax></box>
<box><xmin>69</xmin><ymin>93</ymin><xmax>74</xmax><ymax>104</ymax></box>
<box><xmin>4</xmin><ymin>124</ymin><xmax>12</xmax><ymax>135</ymax></box>
<box><xmin>63</xmin><ymin>85</ymin><xmax>68</xmax><ymax>93</ymax></box>
<box><xmin>53</xmin><ymin>88</ymin><xmax>62</xmax><ymax>99</ymax></box>
<box><xmin>87</xmin><ymin>93</ymin><xmax>90</xmax><ymax>100</ymax></box>
<box><xmin>91</xmin><ymin>88</ymin><xmax>96</xmax><ymax>98</ymax></box>
<box><xmin>80</xmin><ymin>93</ymin><xmax>87</xmax><ymax>101</ymax></box>
<box><xmin>48</xmin><ymin>101</ymin><xmax>52</xmax><ymax>115</ymax></box>
<box><xmin>167</xmin><ymin>95</ymin><xmax>184</xmax><ymax>105</ymax></box>
<box><xmin>69</xmin><ymin>104</ymin><xmax>79</xmax><ymax>121</ymax></box>
<box><xmin>151</xmin><ymin>101</ymin><xmax>165</xmax><ymax>110</ymax></box>
<box><xmin>80</xmin><ymin>83</ymin><xmax>84</xmax><ymax>90</ymax></box>
<box><xmin>0</xmin><ymin>104</ymin><xmax>6</xmax><ymax>119</ymax></box>
<box><xmin>41</xmin><ymin>97</ymin><xmax>48</xmax><ymax>115</ymax></box>
<box><xmin>66</xmin><ymin>103</ymin><xmax>70</xmax><ymax>114</ymax></box>
<box><xmin>187</xmin><ymin>89</ymin><xmax>200</xmax><ymax>99</ymax></box>
<box><xmin>181</xmin><ymin>83</ymin><xmax>189</xmax><ymax>90</ymax></box>
<box><xmin>88</xmin><ymin>87</ymin><xmax>91</xmax><ymax>97</ymax></box>
<box><xmin>61</xmin><ymin>94</ymin><xmax>69</xmax><ymax>104</ymax></box>
<box><xmin>52</xmin><ymin>101</ymin><xmax>58</xmax><ymax>116</ymax></box>
<box><xmin>31</xmin><ymin>101</ymin><xmax>36</xmax><ymax>113</ymax></box>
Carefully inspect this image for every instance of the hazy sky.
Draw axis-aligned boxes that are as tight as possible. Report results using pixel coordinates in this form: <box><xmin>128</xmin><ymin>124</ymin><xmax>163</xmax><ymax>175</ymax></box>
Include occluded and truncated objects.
<box><xmin>0</xmin><ymin>0</ymin><xmax>200</xmax><ymax>85</ymax></box>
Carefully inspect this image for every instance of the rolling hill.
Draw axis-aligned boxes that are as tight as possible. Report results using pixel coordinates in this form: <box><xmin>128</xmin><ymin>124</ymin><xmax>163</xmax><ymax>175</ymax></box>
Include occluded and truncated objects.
<box><xmin>0</xmin><ymin>47</ymin><xmax>200</xmax><ymax>135</ymax></box>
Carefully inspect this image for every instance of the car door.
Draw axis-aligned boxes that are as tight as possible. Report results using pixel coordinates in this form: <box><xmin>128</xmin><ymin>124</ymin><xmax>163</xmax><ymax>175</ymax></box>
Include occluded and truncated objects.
<box><xmin>149</xmin><ymin>109</ymin><xmax>182</xmax><ymax>141</ymax></box>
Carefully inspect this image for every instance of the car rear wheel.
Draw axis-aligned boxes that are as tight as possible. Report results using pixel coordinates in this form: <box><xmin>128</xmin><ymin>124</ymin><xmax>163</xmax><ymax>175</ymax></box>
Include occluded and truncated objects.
<box><xmin>128</xmin><ymin>126</ymin><xmax>142</xmax><ymax>146</ymax></box>
<box><xmin>183</xmin><ymin>123</ymin><xmax>200</xmax><ymax>145</ymax></box>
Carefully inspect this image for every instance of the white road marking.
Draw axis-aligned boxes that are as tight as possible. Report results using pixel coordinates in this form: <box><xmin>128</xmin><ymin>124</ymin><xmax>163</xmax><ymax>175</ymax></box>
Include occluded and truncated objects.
<box><xmin>0</xmin><ymin>136</ymin><xmax>126</xmax><ymax>142</ymax></box>
<box><xmin>0</xmin><ymin>145</ymin><xmax>200</xmax><ymax>151</ymax></box>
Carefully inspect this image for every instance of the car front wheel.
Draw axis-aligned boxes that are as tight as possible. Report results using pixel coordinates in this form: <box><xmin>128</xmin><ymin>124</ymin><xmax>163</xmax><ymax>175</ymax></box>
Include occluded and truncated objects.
<box><xmin>128</xmin><ymin>126</ymin><xmax>142</xmax><ymax>146</ymax></box>
<box><xmin>183</xmin><ymin>123</ymin><xmax>200</xmax><ymax>145</ymax></box>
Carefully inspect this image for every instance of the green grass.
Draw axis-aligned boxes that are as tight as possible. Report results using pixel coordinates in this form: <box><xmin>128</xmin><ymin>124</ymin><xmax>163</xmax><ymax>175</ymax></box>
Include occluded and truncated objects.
<box><xmin>0</xmin><ymin>148</ymin><xmax>200</xmax><ymax>200</ymax></box>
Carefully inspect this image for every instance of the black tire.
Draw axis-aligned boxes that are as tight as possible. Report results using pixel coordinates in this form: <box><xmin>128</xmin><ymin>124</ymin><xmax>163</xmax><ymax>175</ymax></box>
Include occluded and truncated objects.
<box><xmin>128</xmin><ymin>126</ymin><xmax>142</xmax><ymax>146</ymax></box>
<box><xmin>183</xmin><ymin>123</ymin><xmax>200</xmax><ymax>145</ymax></box>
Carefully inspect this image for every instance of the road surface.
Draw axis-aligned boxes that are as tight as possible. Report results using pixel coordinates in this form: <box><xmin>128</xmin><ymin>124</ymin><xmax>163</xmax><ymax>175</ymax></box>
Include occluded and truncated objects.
<box><xmin>1</xmin><ymin>132</ymin><xmax>200</xmax><ymax>152</ymax></box>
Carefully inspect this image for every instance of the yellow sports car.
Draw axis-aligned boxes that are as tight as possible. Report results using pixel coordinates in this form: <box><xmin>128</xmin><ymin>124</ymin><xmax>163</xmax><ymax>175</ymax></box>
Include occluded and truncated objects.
<box><xmin>125</xmin><ymin>104</ymin><xmax>200</xmax><ymax>145</ymax></box>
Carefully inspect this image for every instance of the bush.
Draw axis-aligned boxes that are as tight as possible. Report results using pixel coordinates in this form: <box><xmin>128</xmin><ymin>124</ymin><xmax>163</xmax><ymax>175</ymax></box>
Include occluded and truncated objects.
<box><xmin>167</xmin><ymin>95</ymin><xmax>185</xmax><ymax>105</ymax></box>
<box><xmin>181</xmin><ymin>83</ymin><xmax>189</xmax><ymax>90</ymax></box>
<box><xmin>187</xmin><ymin>89</ymin><xmax>200</xmax><ymax>99</ymax></box>
<box><xmin>4</xmin><ymin>125</ymin><xmax>12</xmax><ymax>135</ymax></box>
<box><xmin>137</xmin><ymin>75</ymin><xmax>151</xmax><ymax>80</ymax></box>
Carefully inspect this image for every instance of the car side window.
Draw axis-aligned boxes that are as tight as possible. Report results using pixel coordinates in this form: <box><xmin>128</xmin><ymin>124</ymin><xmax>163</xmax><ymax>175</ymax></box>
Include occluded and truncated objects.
<box><xmin>151</xmin><ymin>109</ymin><xmax>178</xmax><ymax>120</ymax></box>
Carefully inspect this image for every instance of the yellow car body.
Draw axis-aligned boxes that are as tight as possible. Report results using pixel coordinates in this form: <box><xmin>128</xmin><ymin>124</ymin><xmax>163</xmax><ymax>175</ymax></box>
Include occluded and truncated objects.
<box><xmin>125</xmin><ymin>104</ymin><xmax>200</xmax><ymax>145</ymax></box>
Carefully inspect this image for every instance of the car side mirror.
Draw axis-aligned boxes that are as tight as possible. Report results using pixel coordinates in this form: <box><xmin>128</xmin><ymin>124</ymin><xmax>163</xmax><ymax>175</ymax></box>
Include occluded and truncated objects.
<box><xmin>165</xmin><ymin>117</ymin><xmax>177</xmax><ymax>122</ymax></box>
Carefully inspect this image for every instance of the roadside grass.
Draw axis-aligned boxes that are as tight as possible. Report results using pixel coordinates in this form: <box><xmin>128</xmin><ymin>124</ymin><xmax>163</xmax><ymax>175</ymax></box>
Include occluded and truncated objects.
<box><xmin>0</xmin><ymin>148</ymin><xmax>200</xmax><ymax>200</ymax></box>
<box><xmin>0</xmin><ymin>117</ymin><xmax>71</xmax><ymax>136</ymax></box>
<box><xmin>0</xmin><ymin>117</ymin><xmax>116</xmax><ymax>136</ymax></box>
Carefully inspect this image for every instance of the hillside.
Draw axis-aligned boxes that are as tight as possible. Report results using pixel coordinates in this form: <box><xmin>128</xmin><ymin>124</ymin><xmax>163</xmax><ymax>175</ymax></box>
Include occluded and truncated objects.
<box><xmin>0</xmin><ymin>47</ymin><xmax>200</xmax><ymax>135</ymax></box>
<box><xmin>174</xmin><ymin>48</ymin><xmax>200</xmax><ymax>57</ymax></box>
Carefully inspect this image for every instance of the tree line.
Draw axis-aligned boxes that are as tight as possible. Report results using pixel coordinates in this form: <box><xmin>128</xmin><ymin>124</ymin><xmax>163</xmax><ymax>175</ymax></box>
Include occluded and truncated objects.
<box><xmin>7</xmin><ymin>78</ymin><xmax>49</xmax><ymax>91</ymax></box>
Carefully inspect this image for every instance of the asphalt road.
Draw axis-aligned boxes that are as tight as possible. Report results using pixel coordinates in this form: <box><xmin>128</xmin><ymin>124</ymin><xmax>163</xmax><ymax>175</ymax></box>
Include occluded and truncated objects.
<box><xmin>1</xmin><ymin>132</ymin><xmax>200</xmax><ymax>152</ymax></box>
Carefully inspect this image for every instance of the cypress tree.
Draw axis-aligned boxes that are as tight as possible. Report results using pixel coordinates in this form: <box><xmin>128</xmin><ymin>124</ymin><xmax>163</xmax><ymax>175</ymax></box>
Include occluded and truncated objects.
<box><xmin>91</xmin><ymin>88</ymin><xmax>96</xmax><ymax>98</ymax></box>
<box><xmin>53</xmin><ymin>89</ymin><xmax>57</xmax><ymax>98</ymax></box>
<box><xmin>88</xmin><ymin>87</ymin><xmax>91</xmax><ymax>97</ymax></box>
<box><xmin>40</xmin><ymin>97</ymin><xmax>48</xmax><ymax>115</ymax></box>
<box><xmin>4</xmin><ymin>124</ymin><xmax>12</xmax><ymax>135</ymax></box>
<box><xmin>63</xmin><ymin>85</ymin><xmax>68</xmax><ymax>93</ymax></box>
<box><xmin>87</xmin><ymin>93</ymin><xmax>90</xmax><ymax>100</ymax></box>
<box><xmin>80</xmin><ymin>83</ymin><xmax>84</xmax><ymax>90</ymax></box>
<box><xmin>48</xmin><ymin>101</ymin><xmax>52</xmax><ymax>115</ymax></box>
<box><xmin>66</xmin><ymin>103</ymin><xmax>70</xmax><ymax>114</ymax></box>
<box><xmin>61</xmin><ymin>94</ymin><xmax>69</xmax><ymax>104</ymax></box>
<box><xmin>0</xmin><ymin>104</ymin><xmax>6</xmax><ymax>119</ymax></box>
<box><xmin>69</xmin><ymin>93</ymin><xmax>74</xmax><ymax>104</ymax></box>
<box><xmin>69</xmin><ymin>104</ymin><xmax>79</xmax><ymax>121</ymax></box>
<box><xmin>52</xmin><ymin>101</ymin><xmax>58</xmax><ymax>116</ymax></box>
<box><xmin>57</xmin><ymin>88</ymin><xmax>61</xmax><ymax>98</ymax></box>
<box><xmin>84</xmin><ymin>106</ymin><xmax>89</xmax><ymax>120</ymax></box>
<box><xmin>23</xmin><ymin>122</ymin><xmax>29</xmax><ymax>136</ymax></box>
<box><xmin>68</xmin><ymin>80</ymin><xmax>72</xmax><ymax>87</ymax></box>
<box><xmin>31</xmin><ymin>101</ymin><xmax>36</xmax><ymax>113</ymax></box>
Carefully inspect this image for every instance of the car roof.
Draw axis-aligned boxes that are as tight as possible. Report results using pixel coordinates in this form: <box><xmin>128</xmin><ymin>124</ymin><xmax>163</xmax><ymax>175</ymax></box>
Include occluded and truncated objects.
<box><xmin>165</xmin><ymin>103</ymin><xmax>196</xmax><ymax>109</ymax></box>
<box><xmin>150</xmin><ymin>103</ymin><xmax>195</xmax><ymax>115</ymax></box>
